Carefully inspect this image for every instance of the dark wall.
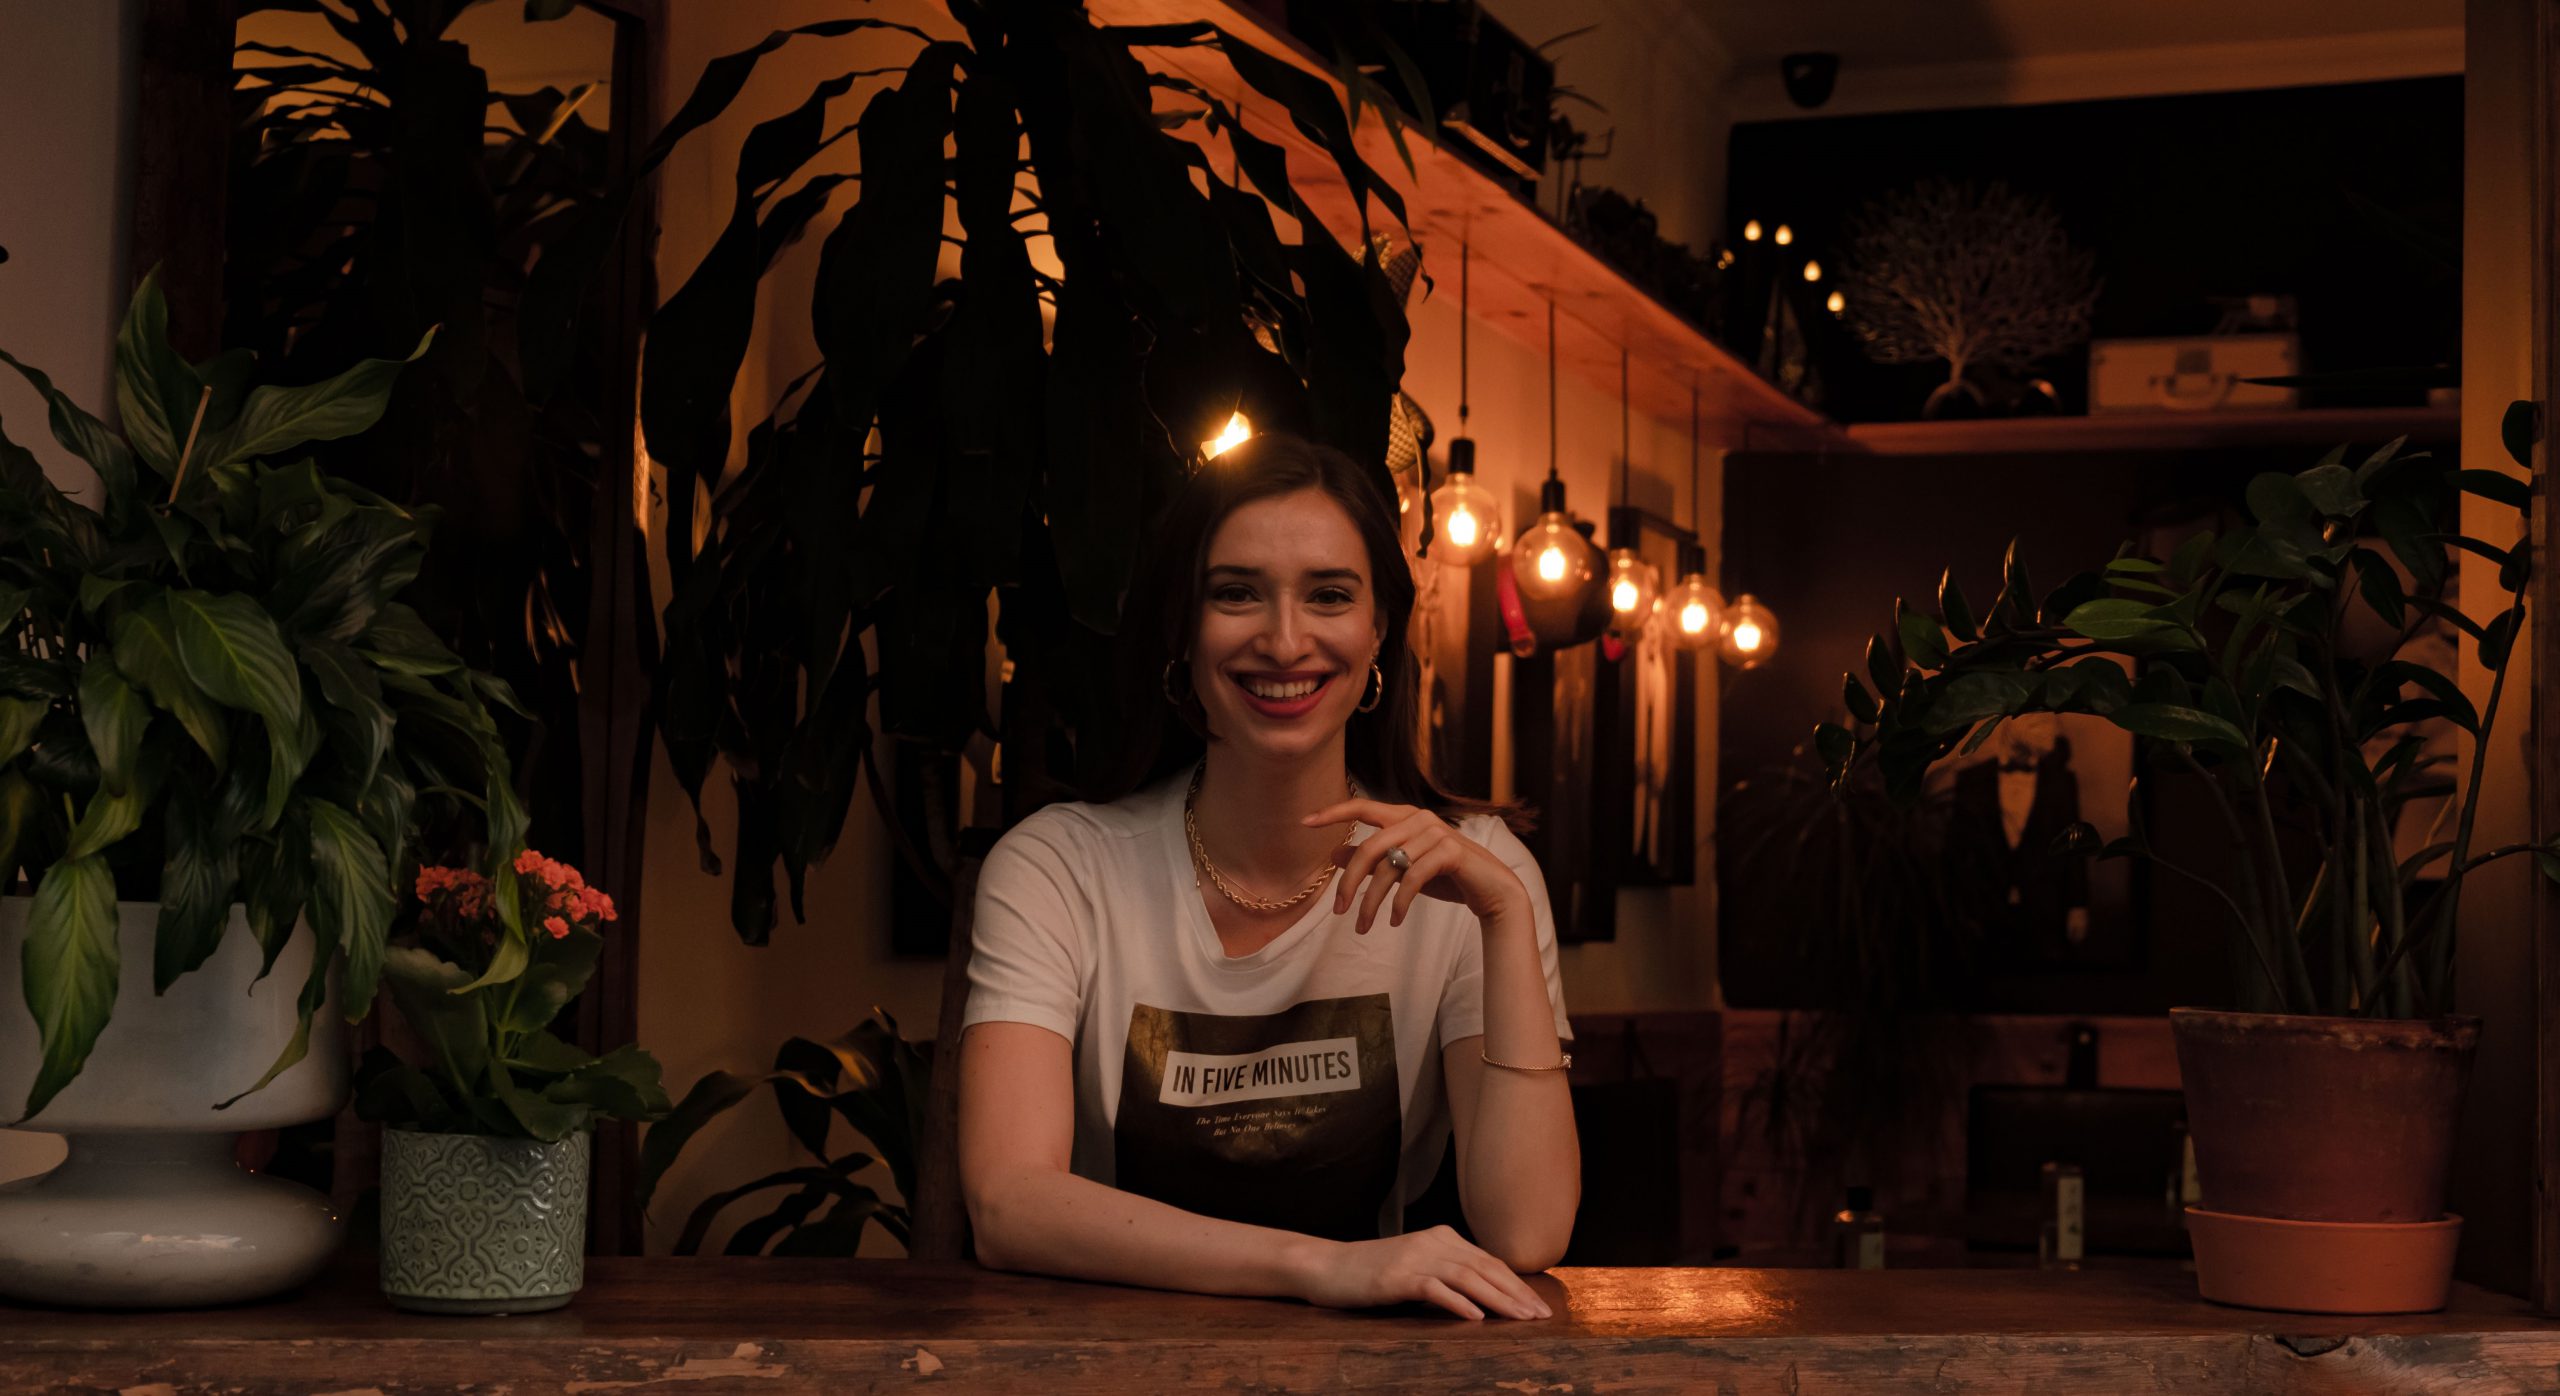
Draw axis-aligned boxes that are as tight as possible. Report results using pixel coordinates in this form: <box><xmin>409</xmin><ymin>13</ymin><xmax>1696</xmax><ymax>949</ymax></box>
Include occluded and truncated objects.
<box><xmin>1714</xmin><ymin>437</ymin><xmax>2451</xmax><ymax>1014</ymax></box>
<box><xmin>1724</xmin><ymin>77</ymin><xmax>2462</xmax><ymax>423</ymax></box>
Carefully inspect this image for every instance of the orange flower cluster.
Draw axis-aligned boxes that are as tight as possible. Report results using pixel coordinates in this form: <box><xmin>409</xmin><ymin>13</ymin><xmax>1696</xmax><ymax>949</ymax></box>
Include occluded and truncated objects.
<box><xmin>415</xmin><ymin>850</ymin><xmax>617</xmax><ymax>940</ymax></box>
<box><xmin>413</xmin><ymin>865</ymin><xmax>493</xmax><ymax>919</ymax></box>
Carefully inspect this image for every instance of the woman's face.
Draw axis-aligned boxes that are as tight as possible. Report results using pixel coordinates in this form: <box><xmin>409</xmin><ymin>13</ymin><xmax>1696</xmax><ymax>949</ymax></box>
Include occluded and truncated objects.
<box><xmin>1190</xmin><ymin>487</ymin><xmax>1384</xmax><ymax>761</ymax></box>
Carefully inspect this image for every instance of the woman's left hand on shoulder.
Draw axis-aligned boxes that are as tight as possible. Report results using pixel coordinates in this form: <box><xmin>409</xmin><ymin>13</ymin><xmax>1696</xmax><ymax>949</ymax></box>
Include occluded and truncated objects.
<box><xmin>1303</xmin><ymin>800</ymin><xmax>1527</xmax><ymax>933</ymax></box>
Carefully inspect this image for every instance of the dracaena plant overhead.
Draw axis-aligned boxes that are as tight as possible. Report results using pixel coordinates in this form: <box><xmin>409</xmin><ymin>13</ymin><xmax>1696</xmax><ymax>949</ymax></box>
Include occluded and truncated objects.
<box><xmin>1826</xmin><ymin>410</ymin><xmax>2549</xmax><ymax>1020</ymax></box>
<box><xmin>626</xmin><ymin>3</ymin><xmax>1426</xmax><ymax>943</ymax></box>
<box><xmin>0</xmin><ymin>273</ymin><xmax>523</xmax><ymax>1124</ymax></box>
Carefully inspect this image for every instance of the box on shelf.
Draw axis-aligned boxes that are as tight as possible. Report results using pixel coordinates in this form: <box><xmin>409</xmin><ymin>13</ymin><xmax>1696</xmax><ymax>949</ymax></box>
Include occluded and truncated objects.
<box><xmin>2088</xmin><ymin>334</ymin><xmax>2299</xmax><ymax>414</ymax></box>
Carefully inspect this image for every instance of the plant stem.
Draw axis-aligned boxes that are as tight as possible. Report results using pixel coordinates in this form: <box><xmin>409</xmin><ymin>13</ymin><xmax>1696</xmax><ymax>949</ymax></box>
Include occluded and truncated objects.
<box><xmin>166</xmin><ymin>385</ymin><xmax>212</xmax><ymax>504</ymax></box>
<box><xmin>2139</xmin><ymin>761</ymin><xmax>2289</xmax><ymax>1009</ymax></box>
<box><xmin>2427</xmin><ymin>598</ymin><xmax>2523</xmax><ymax>1011</ymax></box>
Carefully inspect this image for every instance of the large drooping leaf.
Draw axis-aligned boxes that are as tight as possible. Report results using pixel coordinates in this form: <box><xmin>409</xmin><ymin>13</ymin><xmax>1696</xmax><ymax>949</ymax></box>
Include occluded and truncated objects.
<box><xmin>111</xmin><ymin>597</ymin><xmax>230</xmax><ymax>768</ymax></box>
<box><xmin>168</xmin><ymin>589</ymin><xmax>303</xmax><ymax>729</ymax></box>
<box><xmin>153</xmin><ymin>781</ymin><xmax>240</xmax><ymax>991</ymax></box>
<box><xmin>0</xmin><ymin>348</ymin><xmax>140</xmax><ymax>516</ymax></box>
<box><xmin>196</xmin><ymin>330</ymin><xmax>435</xmax><ymax>470</ymax></box>
<box><xmin>113</xmin><ymin>269</ymin><xmax>214</xmax><ymax>478</ymax></box>
<box><xmin>0</xmin><ymin>696</ymin><xmax>46</xmax><ymax>767</ymax></box>
<box><xmin>75</xmin><ymin>656</ymin><xmax>148</xmax><ymax>796</ymax></box>
<box><xmin>10</xmin><ymin>855</ymin><xmax>119</xmax><ymax>1125</ymax></box>
<box><xmin>307</xmin><ymin>798</ymin><xmax>394</xmax><ymax>1021</ymax></box>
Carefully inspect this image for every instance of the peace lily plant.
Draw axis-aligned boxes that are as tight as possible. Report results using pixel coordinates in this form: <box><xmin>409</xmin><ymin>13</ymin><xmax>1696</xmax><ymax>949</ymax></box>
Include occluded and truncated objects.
<box><xmin>0</xmin><ymin>272</ymin><xmax>524</xmax><ymax>1125</ymax></box>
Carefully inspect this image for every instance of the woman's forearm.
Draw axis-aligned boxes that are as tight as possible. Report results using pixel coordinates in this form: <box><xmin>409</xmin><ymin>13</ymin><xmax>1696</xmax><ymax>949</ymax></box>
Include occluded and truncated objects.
<box><xmin>1463</xmin><ymin>906</ymin><xmax>1581</xmax><ymax>1269</ymax></box>
<box><xmin>968</xmin><ymin>1164</ymin><xmax>1332</xmax><ymax>1298</ymax></box>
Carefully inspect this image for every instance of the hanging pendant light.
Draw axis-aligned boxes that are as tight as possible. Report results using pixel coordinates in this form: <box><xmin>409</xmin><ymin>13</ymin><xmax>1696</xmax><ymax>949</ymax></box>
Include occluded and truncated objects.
<box><xmin>1718</xmin><ymin>593</ymin><xmax>1780</xmax><ymax>669</ymax></box>
<box><xmin>1513</xmin><ymin>299</ymin><xmax>1592</xmax><ymax>602</ymax></box>
<box><xmin>1603</xmin><ymin>344</ymin><xmax>1660</xmax><ymax>638</ymax></box>
<box><xmin>1667</xmin><ymin>378</ymin><xmax>1723</xmax><ymax>651</ymax></box>
<box><xmin>1428</xmin><ymin>240</ymin><xmax>1500</xmax><ymax>567</ymax></box>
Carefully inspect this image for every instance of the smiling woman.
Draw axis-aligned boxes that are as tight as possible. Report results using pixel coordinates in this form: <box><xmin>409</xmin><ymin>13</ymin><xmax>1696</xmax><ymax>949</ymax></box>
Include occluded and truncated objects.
<box><xmin>954</xmin><ymin>433</ymin><xmax>1580</xmax><ymax>1321</ymax></box>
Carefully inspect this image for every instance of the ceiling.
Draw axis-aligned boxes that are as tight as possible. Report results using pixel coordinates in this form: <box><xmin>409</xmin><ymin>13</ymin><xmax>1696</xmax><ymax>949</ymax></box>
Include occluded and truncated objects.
<box><xmin>1696</xmin><ymin>0</ymin><xmax>2462</xmax><ymax>71</ymax></box>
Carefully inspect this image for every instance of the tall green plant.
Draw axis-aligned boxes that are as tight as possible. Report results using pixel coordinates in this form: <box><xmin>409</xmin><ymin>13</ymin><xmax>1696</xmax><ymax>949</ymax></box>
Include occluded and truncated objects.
<box><xmin>1826</xmin><ymin>414</ymin><xmax>2554</xmax><ymax>1018</ymax></box>
<box><xmin>226</xmin><ymin>0</ymin><xmax>628</xmax><ymax>868</ymax></box>
<box><xmin>0</xmin><ymin>274</ymin><xmax>520</xmax><ymax>1123</ymax></box>
<box><xmin>633</xmin><ymin>3</ymin><xmax>1423</xmax><ymax>942</ymax></box>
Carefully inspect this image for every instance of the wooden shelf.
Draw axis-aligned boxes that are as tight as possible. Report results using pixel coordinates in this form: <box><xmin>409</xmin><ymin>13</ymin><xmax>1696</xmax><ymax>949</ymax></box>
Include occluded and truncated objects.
<box><xmin>1840</xmin><ymin>405</ymin><xmax>2461</xmax><ymax>456</ymax></box>
<box><xmin>1089</xmin><ymin>0</ymin><xmax>1833</xmax><ymax>442</ymax></box>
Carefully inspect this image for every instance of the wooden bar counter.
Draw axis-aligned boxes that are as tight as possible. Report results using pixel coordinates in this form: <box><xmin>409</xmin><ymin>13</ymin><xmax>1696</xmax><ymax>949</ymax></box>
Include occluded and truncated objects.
<box><xmin>6</xmin><ymin>1255</ymin><xmax>2555</xmax><ymax>1394</ymax></box>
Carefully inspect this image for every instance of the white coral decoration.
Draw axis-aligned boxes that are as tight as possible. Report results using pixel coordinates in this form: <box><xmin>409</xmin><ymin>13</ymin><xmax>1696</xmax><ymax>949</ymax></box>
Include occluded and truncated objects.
<box><xmin>1838</xmin><ymin>179</ymin><xmax>2101</xmax><ymax>413</ymax></box>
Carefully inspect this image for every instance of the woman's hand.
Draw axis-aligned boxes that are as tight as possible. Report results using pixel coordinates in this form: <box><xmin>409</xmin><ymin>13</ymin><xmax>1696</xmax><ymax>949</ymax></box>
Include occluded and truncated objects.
<box><xmin>1292</xmin><ymin>1226</ymin><xmax>1555</xmax><ymax>1320</ymax></box>
<box><xmin>1303</xmin><ymin>798</ymin><xmax>1526</xmax><ymax>933</ymax></box>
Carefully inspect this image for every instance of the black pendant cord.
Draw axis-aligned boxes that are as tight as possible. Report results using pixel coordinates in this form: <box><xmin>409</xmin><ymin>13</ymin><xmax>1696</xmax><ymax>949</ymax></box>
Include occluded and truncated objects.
<box><xmin>1545</xmin><ymin>298</ymin><xmax>1558</xmax><ymax>485</ymax></box>
<box><xmin>1459</xmin><ymin>240</ymin><xmax>1471</xmax><ymax>432</ymax></box>
<box><xmin>1689</xmin><ymin>379</ymin><xmax>1701</xmax><ymax>533</ymax></box>
<box><xmin>1618</xmin><ymin>344</ymin><xmax>1630</xmax><ymax>512</ymax></box>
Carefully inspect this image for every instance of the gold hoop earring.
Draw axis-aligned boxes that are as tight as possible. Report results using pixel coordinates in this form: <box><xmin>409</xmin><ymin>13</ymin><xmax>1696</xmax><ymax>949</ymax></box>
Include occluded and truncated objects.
<box><xmin>1162</xmin><ymin>658</ymin><xmax>1189</xmax><ymax>707</ymax></box>
<box><xmin>1357</xmin><ymin>662</ymin><xmax>1384</xmax><ymax>713</ymax></box>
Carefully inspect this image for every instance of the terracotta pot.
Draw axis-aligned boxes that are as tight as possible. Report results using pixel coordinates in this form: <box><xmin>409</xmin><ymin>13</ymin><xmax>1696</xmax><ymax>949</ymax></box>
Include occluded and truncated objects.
<box><xmin>2170</xmin><ymin>1008</ymin><xmax>2479</xmax><ymax>1223</ymax></box>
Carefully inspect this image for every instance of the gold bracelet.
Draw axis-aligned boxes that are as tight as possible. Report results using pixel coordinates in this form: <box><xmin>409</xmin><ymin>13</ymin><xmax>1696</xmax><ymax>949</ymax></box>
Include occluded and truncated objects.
<box><xmin>1480</xmin><ymin>1047</ymin><xmax>1572</xmax><ymax>1072</ymax></box>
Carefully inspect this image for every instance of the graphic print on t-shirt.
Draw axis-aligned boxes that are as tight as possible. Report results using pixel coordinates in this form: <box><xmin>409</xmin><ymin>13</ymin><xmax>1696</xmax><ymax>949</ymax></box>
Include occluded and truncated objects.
<box><xmin>1115</xmin><ymin>993</ymin><xmax>1401</xmax><ymax>1242</ymax></box>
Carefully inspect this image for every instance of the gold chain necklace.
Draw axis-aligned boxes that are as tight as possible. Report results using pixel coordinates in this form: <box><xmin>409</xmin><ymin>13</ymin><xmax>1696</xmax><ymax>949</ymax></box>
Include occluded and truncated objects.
<box><xmin>1184</xmin><ymin>762</ymin><xmax>1359</xmax><ymax>913</ymax></box>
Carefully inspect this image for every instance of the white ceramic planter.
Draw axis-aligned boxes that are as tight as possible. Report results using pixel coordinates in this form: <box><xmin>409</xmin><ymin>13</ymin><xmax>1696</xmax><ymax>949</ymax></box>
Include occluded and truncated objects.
<box><xmin>0</xmin><ymin>898</ymin><xmax>349</xmax><ymax>1308</ymax></box>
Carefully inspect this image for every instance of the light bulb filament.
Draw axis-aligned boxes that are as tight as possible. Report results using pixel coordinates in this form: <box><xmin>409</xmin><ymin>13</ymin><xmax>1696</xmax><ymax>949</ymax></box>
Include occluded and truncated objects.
<box><xmin>1202</xmin><ymin>411</ymin><xmax>1253</xmax><ymax>460</ymax></box>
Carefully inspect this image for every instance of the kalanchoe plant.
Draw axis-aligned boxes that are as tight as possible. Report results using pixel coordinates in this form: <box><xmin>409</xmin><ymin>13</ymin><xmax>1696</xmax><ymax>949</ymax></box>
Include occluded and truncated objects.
<box><xmin>0</xmin><ymin>272</ymin><xmax>521</xmax><ymax>1124</ymax></box>
<box><xmin>1825</xmin><ymin>408</ymin><xmax>2552</xmax><ymax>1020</ymax></box>
<box><xmin>352</xmin><ymin>851</ymin><xmax>669</xmax><ymax>1142</ymax></box>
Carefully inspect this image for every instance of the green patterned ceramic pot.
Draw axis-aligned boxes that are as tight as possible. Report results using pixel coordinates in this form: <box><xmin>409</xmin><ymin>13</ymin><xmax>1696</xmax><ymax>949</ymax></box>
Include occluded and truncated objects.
<box><xmin>380</xmin><ymin>1125</ymin><xmax>590</xmax><ymax>1315</ymax></box>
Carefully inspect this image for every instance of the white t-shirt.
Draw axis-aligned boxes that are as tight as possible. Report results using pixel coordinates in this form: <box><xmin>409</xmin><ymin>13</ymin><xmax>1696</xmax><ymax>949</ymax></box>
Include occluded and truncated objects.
<box><xmin>961</xmin><ymin>767</ymin><xmax>1575</xmax><ymax>1241</ymax></box>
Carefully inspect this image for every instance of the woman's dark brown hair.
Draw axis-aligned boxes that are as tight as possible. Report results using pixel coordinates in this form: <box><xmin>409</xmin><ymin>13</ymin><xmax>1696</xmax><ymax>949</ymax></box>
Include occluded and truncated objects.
<box><xmin>1090</xmin><ymin>432</ymin><xmax>1528</xmax><ymax>835</ymax></box>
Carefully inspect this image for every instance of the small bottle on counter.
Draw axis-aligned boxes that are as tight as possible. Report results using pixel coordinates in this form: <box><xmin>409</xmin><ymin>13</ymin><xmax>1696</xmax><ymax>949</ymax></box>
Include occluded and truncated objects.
<box><xmin>2041</xmin><ymin>1161</ymin><xmax>2085</xmax><ymax>1271</ymax></box>
<box><xmin>1830</xmin><ymin>1185</ymin><xmax>1886</xmax><ymax>1270</ymax></box>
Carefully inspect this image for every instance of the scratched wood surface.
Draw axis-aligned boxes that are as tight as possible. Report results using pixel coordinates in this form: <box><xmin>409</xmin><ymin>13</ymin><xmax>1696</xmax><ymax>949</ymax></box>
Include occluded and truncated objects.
<box><xmin>6</xmin><ymin>1258</ymin><xmax>2555</xmax><ymax>1394</ymax></box>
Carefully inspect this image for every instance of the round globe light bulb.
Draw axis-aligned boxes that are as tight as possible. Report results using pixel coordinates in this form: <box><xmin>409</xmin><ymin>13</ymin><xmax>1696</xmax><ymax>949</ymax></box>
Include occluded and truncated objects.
<box><xmin>1802</xmin><ymin>259</ymin><xmax>1822</xmax><ymax>283</ymax></box>
<box><xmin>1826</xmin><ymin>290</ymin><xmax>1845</xmax><ymax>315</ymax></box>
<box><xmin>1742</xmin><ymin>219</ymin><xmax>1763</xmax><ymax>243</ymax></box>
<box><xmin>1667</xmin><ymin>575</ymin><xmax>1724</xmax><ymax>651</ymax></box>
<box><xmin>1513</xmin><ymin>509</ymin><xmax>1591</xmax><ymax>600</ymax></box>
<box><xmin>1774</xmin><ymin>223</ymin><xmax>1794</xmax><ymax>246</ymax></box>
<box><xmin>1426</xmin><ymin>469</ymin><xmax>1502</xmax><ymax>567</ymax></box>
<box><xmin>1605</xmin><ymin>548</ymin><xmax>1661</xmax><ymax>629</ymax></box>
<box><xmin>1717</xmin><ymin>593</ymin><xmax>1780</xmax><ymax>669</ymax></box>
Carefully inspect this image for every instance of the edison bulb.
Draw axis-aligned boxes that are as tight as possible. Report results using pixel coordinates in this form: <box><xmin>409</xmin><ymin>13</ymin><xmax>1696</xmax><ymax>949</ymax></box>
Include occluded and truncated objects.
<box><xmin>1514</xmin><ymin>509</ymin><xmax>1591</xmax><ymax>600</ymax></box>
<box><xmin>1202</xmin><ymin>411</ymin><xmax>1252</xmax><ymax>460</ymax></box>
<box><xmin>1667</xmin><ymin>575</ymin><xmax>1724</xmax><ymax>652</ymax></box>
<box><xmin>1426</xmin><ymin>469</ymin><xmax>1502</xmax><ymax>567</ymax></box>
<box><xmin>1718</xmin><ymin>593</ymin><xmax>1779</xmax><ymax>669</ymax></box>
<box><xmin>1605</xmin><ymin>549</ymin><xmax>1660</xmax><ymax>632</ymax></box>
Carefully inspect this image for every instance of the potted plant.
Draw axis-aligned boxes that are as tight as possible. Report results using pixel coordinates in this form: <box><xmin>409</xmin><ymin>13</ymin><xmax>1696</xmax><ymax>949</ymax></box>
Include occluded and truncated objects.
<box><xmin>1824</xmin><ymin>418</ymin><xmax>2550</xmax><ymax>1312</ymax></box>
<box><xmin>633</xmin><ymin>1010</ymin><xmax>926</xmax><ymax>1257</ymax></box>
<box><xmin>0</xmin><ymin>274</ymin><xmax>519</xmax><ymax>1308</ymax></box>
<box><xmin>353</xmin><ymin>850</ymin><xmax>667</xmax><ymax>1314</ymax></box>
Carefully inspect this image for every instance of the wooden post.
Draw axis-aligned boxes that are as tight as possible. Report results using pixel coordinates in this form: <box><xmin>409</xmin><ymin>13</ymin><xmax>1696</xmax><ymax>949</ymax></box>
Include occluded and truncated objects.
<box><xmin>573</xmin><ymin>0</ymin><xmax>665</xmax><ymax>1261</ymax></box>
<box><xmin>2534</xmin><ymin>0</ymin><xmax>2560</xmax><ymax>1321</ymax></box>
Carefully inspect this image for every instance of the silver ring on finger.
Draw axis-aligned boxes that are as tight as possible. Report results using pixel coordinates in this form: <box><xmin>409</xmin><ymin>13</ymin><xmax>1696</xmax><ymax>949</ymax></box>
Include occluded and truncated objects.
<box><xmin>1383</xmin><ymin>845</ymin><xmax>1412</xmax><ymax>873</ymax></box>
